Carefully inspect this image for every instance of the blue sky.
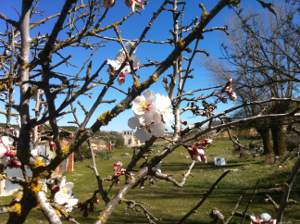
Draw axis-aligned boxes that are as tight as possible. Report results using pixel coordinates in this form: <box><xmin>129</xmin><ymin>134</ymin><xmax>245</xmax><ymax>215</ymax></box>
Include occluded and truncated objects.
<box><xmin>1</xmin><ymin>0</ymin><xmax>265</xmax><ymax>131</ymax></box>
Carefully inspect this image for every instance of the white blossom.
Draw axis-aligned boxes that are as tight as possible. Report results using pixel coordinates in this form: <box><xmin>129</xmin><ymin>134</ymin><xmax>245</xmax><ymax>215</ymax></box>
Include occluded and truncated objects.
<box><xmin>107</xmin><ymin>42</ymin><xmax>140</xmax><ymax>84</ymax></box>
<box><xmin>250</xmin><ymin>213</ymin><xmax>276</xmax><ymax>224</ymax></box>
<box><xmin>131</xmin><ymin>90</ymin><xmax>156</xmax><ymax>116</ymax></box>
<box><xmin>153</xmin><ymin>93</ymin><xmax>172</xmax><ymax>123</ymax></box>
<box><xmin>134</xmin><ymin>128</ymin><xmax>152</xmax><ymax>142</ymax></box>
<box><xmin>54</xmin><ymin>176</ymin><xmax>78</xmax><ymax>212</ymax></box>
<box><xmin>260</xmin><ymin>213</ymin><xmax>272</xmax><ymax>222</ymax></box>
<box><xmin>0</xmin><ymin>144</ymin><xmax>7</xmax><ymax>158</ymax></box>
<box><xmin>0</xmin><ymin>136</ymin><xmax>17</xmax><ymax>166</ymax></box>
<box><xmin>129</xmin><ymin>91</ymin><xmax>172</xmax><ymax>142</ymax></box>
<box><xmin>0</xmin><ymin>136</ymin><xmax>14</xmax><ymax>158</ymax></box>
<box><xmin>128</xmin><ymin>113</ymin><xmax>164</xmax><ymax>142</ymax></box>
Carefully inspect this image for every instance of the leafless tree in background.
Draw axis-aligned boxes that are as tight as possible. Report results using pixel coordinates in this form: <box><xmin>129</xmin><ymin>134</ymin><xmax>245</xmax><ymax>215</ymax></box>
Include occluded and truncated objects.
<box><xmin>0</xmin><ymin>0</ymin><xmax>298</xmax><ymax>224</ymax></box>
<box><xmin>206</xmin><ymin>0</ymin><xmax>300</xmax><ymax>156</ymax></box>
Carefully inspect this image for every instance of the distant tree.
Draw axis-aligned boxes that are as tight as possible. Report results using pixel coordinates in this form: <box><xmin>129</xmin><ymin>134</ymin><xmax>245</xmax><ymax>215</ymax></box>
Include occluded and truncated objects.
<box><xmin>98</xmin><ymin>131</ymin><xmax>124</xmax><ymax>148</ymax></box>
<box><xmin>110</xmin><ymin>132</ymin><xmax>124</xmax><ymax>148</ymax></box>
<box><xmin>206</xmin><ymin>0</ymin><xmax>300</xmax><ymax>156</ymax></box>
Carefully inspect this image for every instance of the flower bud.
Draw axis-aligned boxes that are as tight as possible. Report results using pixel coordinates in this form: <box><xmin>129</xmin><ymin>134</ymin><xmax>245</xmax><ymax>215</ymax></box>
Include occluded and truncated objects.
<box><xmin>104</xmin><ymin>0</ymin><xmax>115</xmax><ymax>8</ymax></box>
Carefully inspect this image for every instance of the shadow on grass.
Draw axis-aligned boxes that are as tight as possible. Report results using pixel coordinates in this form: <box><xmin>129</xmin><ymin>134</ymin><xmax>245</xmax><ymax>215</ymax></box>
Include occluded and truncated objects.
<box><xmin>66</xmin><ymin>139</ymin><xmax>300</xmax><ymax>223</ymax></box>
<box><xmin>161</xmin><ymin>160</ymin><xmax>264</xmax><ymax>172</ymax></box>
<box><xmin>73</xmin><ymin>157</ymin><xmax>300</xmax><ymax>224</ymax></box>
<box><xmin>108</xmin><ymin>213</ymin><xmax>209</xmax><ymax>224</ymax></box>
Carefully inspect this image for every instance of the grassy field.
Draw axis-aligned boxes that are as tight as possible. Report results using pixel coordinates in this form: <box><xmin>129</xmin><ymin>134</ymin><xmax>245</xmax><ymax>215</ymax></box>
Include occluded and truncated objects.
<box><xmin>0</xmin><ymin>139</ymin><xmax>299</xmax><ymax>223</ymax></box>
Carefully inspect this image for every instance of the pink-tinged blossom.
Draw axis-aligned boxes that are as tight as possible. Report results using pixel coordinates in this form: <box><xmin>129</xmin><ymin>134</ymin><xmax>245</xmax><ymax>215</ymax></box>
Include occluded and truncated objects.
<box><xmin>181</xmin><ymin>120</ymin><xmax>188</xmax><ymax>126</ymax></box>
<box><xmin>107</xmin><ymin>59</ymin><xmax>131</xmax><ymax>84</ymax></box>
<box><xmin>0</xmin><ymin>136</ymin><xmax>13</xmax><ymax>157</ymax></box>
<box><xmin>187</xmin><ymin>139</ymin><xmax>212</xmax><ymax>163</ymax></box>
<box><xmin>201</xmin><ymin>101</ymin><xmax>216</xmax><ymax>117</ymax></box>
<box><xmin>106</xmin><ymin>43</ymin><xmax>140</xmax><ymax>84</ymax></box>
<box><xmin>199</xmin><ymin>138</ymin><xmax>213</xmax><ymax>147</ymax></box>
<box><xmin>125</xmin><ymin>0</ymin><xmax>144</xmax><ymax>12</ymax></box>
<box><xmin>227</xmin><ymin>90</ymin><xmax>237</xmax><ymax>101</ymax></box>
<box><xmin>48</xmin><ymin>138</ymin><xmax>56</xmax><ymax>151</ymax></box>
<box><xmin>113</xmin><ymin>161</ymin><xmax>126</xmax><ymax>177</ymax></box>
<box><xmin>51</xmin><ymin>185</ymin><xmax>60</xmax><ymax>194</ymax></box>
<box><xmin>4</xmin><ymin>150</ymin><xmax>16</xmax><ymax>157</ymax></box>
<box><xmin>250</xmin><ymin>213</ymin><xmax>277</xmax><ymax>224</ymax></box>
<box><xmin>0</xmin><ymin>136</ymin><xmax>20</xmax><ymax>167</ymax></box>
<box><xmin>7</xmin><ymin>159</ymin><xmax>21</xmax><ymax>168</ymax></box>
<box><xmin>223</xmin><ymin>78</ymin><xmax>237</xmax><ymax>101</ymax></box>
<box><xmin>187</xmin><ymin>145</ymin><xmax>207</xmax><ymax>163</ymax></box>
<box><xmin>118</xmin><ymin>72</ymin><xmax>126</xmax><ymax>84</ymax></box>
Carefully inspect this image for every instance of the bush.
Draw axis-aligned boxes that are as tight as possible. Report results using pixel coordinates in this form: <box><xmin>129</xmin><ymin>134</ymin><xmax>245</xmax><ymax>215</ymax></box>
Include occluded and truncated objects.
<box><xmin>95</xmin><ymin>131</ymin><xmax>124</xmax><ymax>148</ymax></box>
<box><xmin>74</xmin><ymin>143</ymin><xmax>91</xmax><ymax>161</ymax></box>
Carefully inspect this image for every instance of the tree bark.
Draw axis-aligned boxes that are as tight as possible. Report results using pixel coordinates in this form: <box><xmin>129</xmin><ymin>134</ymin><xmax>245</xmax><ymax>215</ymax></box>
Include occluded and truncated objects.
<box><xmin>271</xmin><ymin>124</ymin><xmax>287</xmax><ymax>156</ymax></box>
<box><xmin>97</xmin><ymin>167</ymin><xmax>148</xmax><ymax>224</ymax></box>
<box><xmin>18</xmin><ymin>0</ymin><xmax>33</xmax><ymax>165</ymax></box>
<box><xmin>257</xmin><ymin>127</ymin><xmax>273</xmax><ymax>155</ymax></box>
<box><xmin>7</xmin><ymin>189</ymin><xmax>37</xmax><ymax>224</ymax></box>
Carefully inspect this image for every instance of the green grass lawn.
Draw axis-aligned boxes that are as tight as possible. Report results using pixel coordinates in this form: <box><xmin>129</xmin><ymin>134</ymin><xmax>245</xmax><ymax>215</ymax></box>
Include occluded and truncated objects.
<box><xmin>1</xmin><ymin>139</ymin><xmax>300</xmax><ymax>223</ymax></box>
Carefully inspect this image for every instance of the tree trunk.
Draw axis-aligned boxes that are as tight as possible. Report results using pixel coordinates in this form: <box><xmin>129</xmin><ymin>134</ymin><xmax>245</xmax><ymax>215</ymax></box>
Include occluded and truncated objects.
<box><xmin>271</xmin><ymin>124</ymin><xmax>287</xmax><ymax>156</ymax></box>
<box><xmin>257</xmin><ymin>128</ymin><xmax>273</xmax><ymax>155</ymax></box>
<box><xmin>7</xmin><ymin>189</ymin><xmax>37</xmax><ymax>224</ymax></box>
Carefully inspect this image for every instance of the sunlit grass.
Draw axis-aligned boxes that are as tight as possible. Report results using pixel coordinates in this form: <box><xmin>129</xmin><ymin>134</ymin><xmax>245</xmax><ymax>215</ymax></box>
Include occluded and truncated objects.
<box><xmin>0</xmin><ymin>139</ymin><xmax>299</xmax><ymax>223</ymax></box>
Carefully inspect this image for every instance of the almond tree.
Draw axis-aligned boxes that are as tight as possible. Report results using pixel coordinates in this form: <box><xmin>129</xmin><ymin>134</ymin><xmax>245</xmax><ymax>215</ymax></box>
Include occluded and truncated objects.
<box><xmin>0</xmin><ymin>1</ymin><xmax>298</xmax><ymax>224</ymax></box>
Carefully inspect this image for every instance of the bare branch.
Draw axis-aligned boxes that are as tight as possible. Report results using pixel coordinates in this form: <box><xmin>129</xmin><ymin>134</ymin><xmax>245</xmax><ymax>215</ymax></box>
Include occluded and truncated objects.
<box><xmin>0</xmin><ymin>13</ymin><xmax>18</xmax><ymax>27</ymax></box>
<box><xmin>177</xmin><ymin>170</ymin><xmax>231</xmax><ymax>224</ymax></box>
<box><xmin>122</xmin><ymin>198</ymin><xmax>159</xmax><ymax>224</ymax></box>
<box><xmin>277</xmin><ymin>156</ymin><xmax>300</xmax><ymax>221</ymax></box>
<box><xmin>153</xmin><ymin>161</ymin><xmax>196</xmax><ymax>187</ymax></box>
<box><xmin>36</xmin><ymin>190</ymin><xmax>62</xmax><ymax>224</ymax></box>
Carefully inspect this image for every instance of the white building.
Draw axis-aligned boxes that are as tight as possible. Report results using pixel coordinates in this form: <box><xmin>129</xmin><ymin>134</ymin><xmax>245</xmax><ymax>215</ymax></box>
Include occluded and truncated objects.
<box><xmin>122</xmin><ymin>131</ymin><xmax>142</xmax><ymax>147</ymax></box>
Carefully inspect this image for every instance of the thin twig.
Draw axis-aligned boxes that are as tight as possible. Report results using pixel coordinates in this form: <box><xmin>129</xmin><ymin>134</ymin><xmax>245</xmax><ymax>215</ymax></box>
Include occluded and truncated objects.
<box><xmin>177</xmin><ymin>170</ymin><xmax>231</xmax><ymax>224</ymax></box>
<box><xmin>153</xmin><ymin>161</ymin><xmax>196</xmax><ymax>187</ymax></box>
